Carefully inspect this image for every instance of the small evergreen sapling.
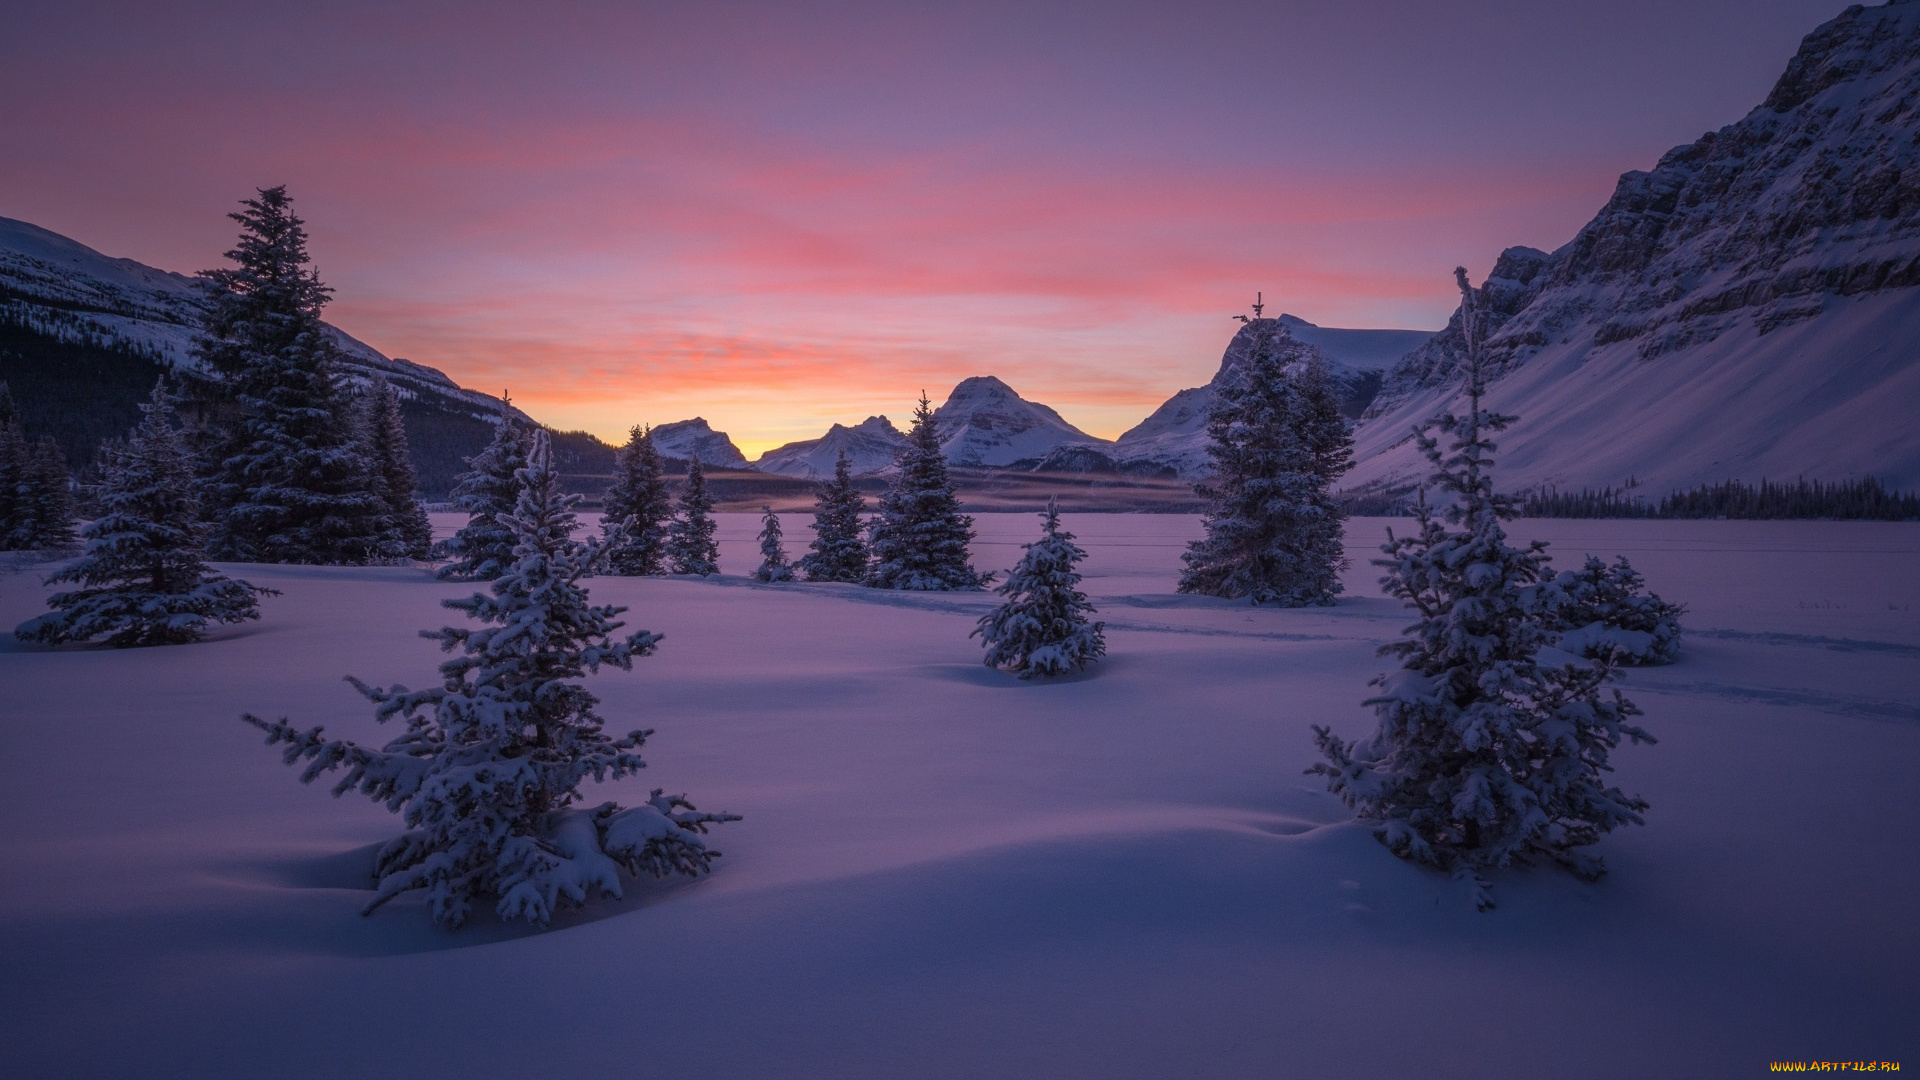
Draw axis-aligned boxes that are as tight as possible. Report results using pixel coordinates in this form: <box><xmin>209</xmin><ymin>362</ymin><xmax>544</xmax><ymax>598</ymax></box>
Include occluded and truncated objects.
<box><xmin>866</xmin><ymin>394</ymin><xmax>987</xmax><ymax>591</ymax></box>
<box><xmin>973</xmin><ymin>498</ymin><xmax>1105</xmax><ymax>678</ymax></box>
<box><xmin>440</xmin><ymin>406</ymin><xmax>530</xmax><ymax>581</ymax></box>
<box><xmin>799</xmin><ymin>450</ymin><xmax>869</xmax><ymax>583</ymax></box>
<box><xmin>665</xmin><ymin>457</ymin><xmax>719</xmax><ymax>576</ymax></box>
<box><xmin>754</xmin><ymin>505</ymin><xmax>794</xmax><ymax>582</ymax></box>
<box><xmin>244</xmin><ymin>433</ymin><xmax>737</xmax><ymax>928</ymax></box>
<box><xmin>1309</xmin><ymin>269</ymin><xmax>1654</xmax><ymax>908</ymax></box>
<box><xmin>600</xmin><ymin>425</ymin><xmax>671</xmax><ymax>576</ymax></box>
<box><xmin>17</xmin><ymin>380</ymin><xmax>271</xmax><ymax>647</ymax></box>
<box><xmin>1548</xmin><ymin>556</ymin><xmax>1685</xmax><ymax>666</ymax></box>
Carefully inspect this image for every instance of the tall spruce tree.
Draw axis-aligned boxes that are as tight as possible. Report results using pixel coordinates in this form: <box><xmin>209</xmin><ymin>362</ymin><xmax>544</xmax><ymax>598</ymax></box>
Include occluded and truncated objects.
<box><xmin>195</xmin><ymin>186</ymin><xmax>388</xmax><ymax>564</ymax></box>
<box><xmin>1309</xmin><ymin>269</ymin><xmax>1655</xmax><ymax>909</ymax></box>
<box><xmin>17</xmin><ymin>380</ymin><xmax>271</xmax><ymax>647</ymax></box>
<box><xmin>1289</xmin><ymin>351</ymin><xmax>1355</xmax><ymax>600</ymax></box>
<box><xmin>1178</xmin><ymin>310</ymin><xmax>1345</xmax><ymax>605</ymax></box>
<box><xmin>244</xmin><ymin>432</ymin><xmax>736</xmax><ymax>928</ymax></box>
<box><xmin>600</xmin><ymin>425</ymin><xmax>672</xmax><ymax>576</ymax></box>
<box><xmin>866</xmin><ymin>394</ymin><xmax>986</xmax><ymax>591</ymax></box>
<box><xmin>358</xmin><ymin>379</ymin><xmax>433</xmax><ymax>560</ymax></box>
<box><xmin>440</xmin><ymin>405</ymin><xmax>531</xmax><ymax>581</ymax></box>
<box><xmin>753</xmin><ymin>505</ymin><xmax>794</xmax><ymax>582</ymax></box>
<box><xmin>664</xmin><ymin>457</ymin><xmax>719</xmax><ymax>576</ymax></box>
<box><xmin>973</xmin><ymin>497</ymin><xmax>1105</xmax><ymax>678</ymax></box>
<box><xmin>799</xmin><ymin>450</ymin><xmax>869</xmax><ymax>583</ymax></box>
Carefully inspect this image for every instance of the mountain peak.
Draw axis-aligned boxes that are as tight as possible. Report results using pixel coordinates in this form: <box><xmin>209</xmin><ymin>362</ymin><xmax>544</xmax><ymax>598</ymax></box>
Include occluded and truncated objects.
<box><xmin>932</xmin><ymin>377</ymin><xmax>1106</xmax><ymax>467</ymax></box>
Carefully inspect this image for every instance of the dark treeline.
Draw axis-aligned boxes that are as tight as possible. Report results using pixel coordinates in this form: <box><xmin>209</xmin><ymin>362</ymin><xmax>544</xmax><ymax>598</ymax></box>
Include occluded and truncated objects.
<box><xmin>1522</xmin><ymin>477</ymin><xmax>1920</xmax><ymax>521</ymax></box>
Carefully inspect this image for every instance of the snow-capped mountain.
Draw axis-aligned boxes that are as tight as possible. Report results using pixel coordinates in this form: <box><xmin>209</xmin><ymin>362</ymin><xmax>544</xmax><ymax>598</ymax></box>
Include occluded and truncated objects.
<box><xmin>1277</xmin><ymin>314</ymin><xmax>1430</xmax><ymax>372</ymax></box>
<box><xmin>1349</xmin><ymin>0</ymin><xmax>1920</xmax><ymax>495</ymax></box>
<box><xmin>754</xmin><ymin>415</ymin><xmax>907</xmax><ymax>478</ymax></box>
<box><xmin>1109</xmin><ymin>319</ymin><xmax>1380</xmax><ymax>479</ymax></box>
<box><xmin>648</xmin><ymin>417</ymin><xmax>749</xmax><ymax>468</ymax></box>
<box><xmin>0</xmin><ymin>215</ymin><xmax>519</xmax><ymax>423</ymax></box>
<box><xmin>932</xmin><ymin>375</ymin><xmax>1110</xmax><ymax>467</ymax></box>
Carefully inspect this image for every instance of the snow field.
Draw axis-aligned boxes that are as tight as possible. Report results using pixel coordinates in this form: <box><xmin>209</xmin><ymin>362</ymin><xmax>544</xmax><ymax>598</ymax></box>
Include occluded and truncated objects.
<box><xmin>1</xmin><ymin>514</ymin><xmax>1916</xmax><ymax>1078</ymax></box>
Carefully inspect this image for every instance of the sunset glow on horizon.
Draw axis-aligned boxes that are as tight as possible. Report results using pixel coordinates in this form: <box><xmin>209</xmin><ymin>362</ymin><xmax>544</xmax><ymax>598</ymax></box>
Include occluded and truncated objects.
<box><xmin>2</xmin><ymin>0</ymin><xmax>1847</xmax><ymax>456</ymax></box>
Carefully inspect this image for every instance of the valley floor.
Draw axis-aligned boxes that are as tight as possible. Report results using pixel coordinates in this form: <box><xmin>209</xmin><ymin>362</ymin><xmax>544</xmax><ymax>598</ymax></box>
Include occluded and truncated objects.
<box><xmin>1</xmin><ymin>515</ymin><xmax>1916</xmax><ymax>1079</ymax></box>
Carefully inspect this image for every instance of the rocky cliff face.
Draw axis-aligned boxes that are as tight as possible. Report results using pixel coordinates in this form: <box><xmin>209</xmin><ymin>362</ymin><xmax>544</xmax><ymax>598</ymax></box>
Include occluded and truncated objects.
<box><xmin>754</xmin><ymin>415</ymin><xmax>907</xmax><ymax>477</ymax></box>
<box><xmin>649</xmin><ymin>417</ymin><xmax>749</xmax><ymax>468</ymax></box>
<box><xmin>1351</xmin><ymin>0</ymin><xmax>1920</xmax><ymax>494</ymax></box>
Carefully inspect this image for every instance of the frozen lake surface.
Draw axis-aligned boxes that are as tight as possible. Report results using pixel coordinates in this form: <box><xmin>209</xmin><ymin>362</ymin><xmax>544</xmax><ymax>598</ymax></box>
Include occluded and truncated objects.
<box><xmin>1</xmin><ymin>514</ymin><xmax>1915</xmax><ymax>1078</ymax></box>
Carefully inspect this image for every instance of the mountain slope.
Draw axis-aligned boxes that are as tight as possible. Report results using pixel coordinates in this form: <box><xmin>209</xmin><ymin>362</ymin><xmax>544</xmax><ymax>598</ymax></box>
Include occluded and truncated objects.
<box><xmin>649</xmin><ymin>417</ymin><xmax>749</xmax><ymax>468</ymax></box>
<box><xmin>932</xmin><ymin>376</ymin><xmax>1109</xmax><ymax>467</ymax></box>
<box><xmin>0</xmin><ymin>215</ymin><xmax>612</xmax><ymax>493</ymax></box>
<box><xmin>1350</xmin><ymin>0</ymin><xmax>1920</xmax><ymax>494</ymax></box>
<box><xmin>1113</xmin><ymin>319</ymin><xmax>1381</xmax><ymax>479</ymax></box>
<box><xmin>755</xmin><ymin>415</ymin><xmax>907</xmax><ymax>478</ymax></box>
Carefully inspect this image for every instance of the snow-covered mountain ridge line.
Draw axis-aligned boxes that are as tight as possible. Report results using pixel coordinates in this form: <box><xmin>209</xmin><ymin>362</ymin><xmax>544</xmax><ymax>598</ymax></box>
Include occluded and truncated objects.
<box><xmin>0</xmin><ymin>215</ymin><xmax>521</xmax><ymax>425</ymax></box>
<box><xmin>1350</xmin><ymin>0</ymin><xmax>1920</xmax><ymax>494</ymax></box>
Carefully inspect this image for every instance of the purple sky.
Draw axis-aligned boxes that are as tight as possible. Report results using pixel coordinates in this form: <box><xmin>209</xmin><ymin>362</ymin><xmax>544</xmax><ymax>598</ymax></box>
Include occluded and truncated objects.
<box><xmin>1</xmin><ymin>0</ymin><xmax>1848</xmax><ymax>452</ymax></box>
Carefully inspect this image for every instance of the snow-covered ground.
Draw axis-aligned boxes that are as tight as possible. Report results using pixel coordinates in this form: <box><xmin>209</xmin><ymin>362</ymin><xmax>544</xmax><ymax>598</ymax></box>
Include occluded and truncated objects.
<box><xmin>2</xmin><ymin>514</ymin><xmax>1915</xmax><ymax>1079</ymax></box>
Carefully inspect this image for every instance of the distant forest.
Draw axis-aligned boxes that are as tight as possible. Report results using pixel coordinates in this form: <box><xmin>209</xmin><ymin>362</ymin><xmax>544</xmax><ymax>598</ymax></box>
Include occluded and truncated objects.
<box><xmin>1520</xmin><ymin>478</ymin><xmax>1920</xmax><ymax>521</ymax></box>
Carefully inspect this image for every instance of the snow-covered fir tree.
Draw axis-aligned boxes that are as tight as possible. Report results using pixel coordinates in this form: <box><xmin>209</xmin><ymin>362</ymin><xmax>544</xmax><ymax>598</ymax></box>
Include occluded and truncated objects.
<box><xmin>798</xmin><ymin>450</ymin><xmax>869</xmax><ymax>583</ymax></box>
<box><xmin>357</xmin><ymin>379</ymin><xmax>433</xmax><ymax>560</ymax></box>
<box><xmin>1178</xmin><ymin>310</ymin><xmax>1348</xmax><ymax>605</ymax></box>
<box><xmin>439</xmin><ymin>404</ymin><xmax>531</xmax><ymax>581</ymax></box>
<box><xmin>866</xmin><ymin>394</ymin><xmax>987</xmax><ymax>591</ymax></box>
<box><xmin>753</xmin><ymin>505</ymin><xmax>794</xmax><ymax>583</ymax></box>
<box><xmin>664</xmin><ymin>457</ymin><xmax>719</xmax><ymax>576</ymax></box>
<box><xmin>600</xmin><ymin>425</ymin><xmax>671</xmax><ymax>576</ymax></box>
<box><xmin>17</xmin><ymin>380</ymin><xmax>271</xmax><ymax>647</ymax></box>
<box><xmin>1310</xmin><ymin>269</ymin><xmax>1655</xmax><ymax>909</ymax></box>
<box><xmin>1547</xmin><ymin>556</ymin><xmax>1685</xmax><ymax>666</ymax></box>
<box><xmin>194</xmin><ymin>186</ymin><xmax>388</xmax><ymax>564</ymax></box>
<box><xmin>973</xmin><ymin>497</ymin><xmax>1105</xmax><ymax>678</ymax></box>
<box><xmin>243</xmin><ymin>432</ymin><xmax>738</xmax><ymax>928</ymax></box>
<box><xmin>1289</xmin><ymin>350</ymin><xmax>1355</xmax><ymax>596</ymax></box>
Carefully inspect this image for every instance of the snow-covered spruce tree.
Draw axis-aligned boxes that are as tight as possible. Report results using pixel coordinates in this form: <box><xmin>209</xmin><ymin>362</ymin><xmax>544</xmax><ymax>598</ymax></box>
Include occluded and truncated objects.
<box><xmin>17</xmin><ymin>380</ymin><xmax>271</xmax><ymax>647</ymax></box>
<box><xmin>973</xmin><ymin>497</ymin><xmax>1105</xmax><ymax>678</ymax></box>
<box><xmin>9</xmin><ymin>436</ymin><xmax>77</xmax><ymax>551</ymax></box>
<box><xmin>664</xmin><ymin>457</ymin><xmax>719</xmax><ymax>576</ymax></box>
<box><xmin>866</xmin><ymin>394</ymin><xmax>987</xmax><ymax>591</ymax></box>
<box><xmin>1309</xmin><ymin>269</ymin><xmax>1654</xmax><ymax>909</ymax></box>
<box><xmin>1178</xmin><ymin>313</ymin><xmax>1341</xmax><ymax>605</ymax></box>
<box><xmin>243</xmin><ymin>432</ymin><xmax>738</xmax><ymax>929</ymax></box>
<box><xmin>357</xmin><ymin>379</ymin><xmax>434</xmax><ymax>561</ymax></box>
<box><xmin>1289</xmin><ymin>350</ymin><xmax>1355</xmax><ymax>598</ymax></box>
<box><xmin>195</xmin><ymin>186</ymin><xmax>388</xmax><ymax>564</ymax></box>
<box><xmin>600</xmin><ymin>425</ymin><xmax>671</xmax><ymax>576</ymax></box>
<box><xmin>439</xmin><ymin>406</ymin><xmax>530</xmax><ymax>581</ymax></box>
<box><xmin>753</xmin><ymin>505</ymin><xmax>794</xmax><ymax>582</ymax></box>
<box><xmin>798</xmin><ymin>449</ymin><xmax>869</xmax><ymax>583</ymax></box>
<box><xmin>1548</xmin><ymin>556</ymin><xmax>1685</xmax><ymax>666</ymax></box>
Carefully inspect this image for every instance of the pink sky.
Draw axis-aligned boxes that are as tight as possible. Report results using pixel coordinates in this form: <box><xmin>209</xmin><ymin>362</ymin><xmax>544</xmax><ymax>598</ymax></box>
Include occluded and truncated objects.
<box><xmin>1</xmin><ymin>0</ymin><xmax>1846</xmax><ymax>454</ymax></box>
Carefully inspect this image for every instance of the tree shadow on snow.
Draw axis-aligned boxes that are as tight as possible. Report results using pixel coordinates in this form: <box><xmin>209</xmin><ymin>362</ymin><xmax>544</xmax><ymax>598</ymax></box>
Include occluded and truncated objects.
<box><xmin>221</xmin><ymin>842</ymin><xmax>715</xmax><ymax>957</ymax></box>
